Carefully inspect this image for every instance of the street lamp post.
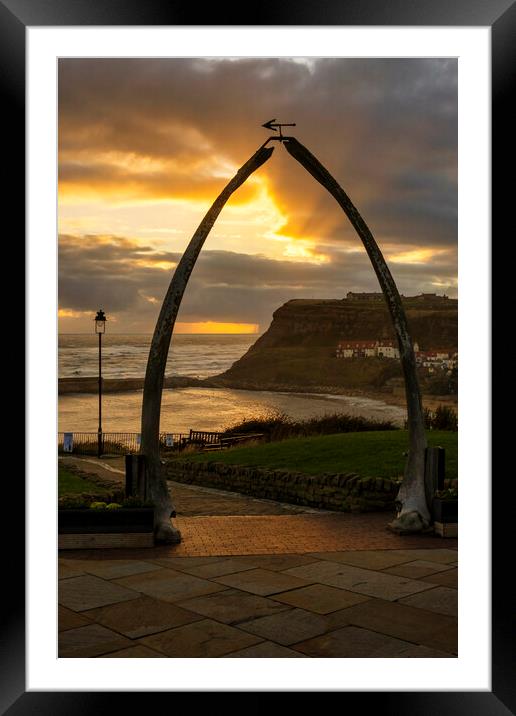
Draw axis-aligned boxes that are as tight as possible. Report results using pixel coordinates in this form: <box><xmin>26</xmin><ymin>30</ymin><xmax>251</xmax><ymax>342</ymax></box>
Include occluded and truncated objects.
<box><xmin>94</xmin><ymin>309</ymin><xmax>106</xmax><ymax>458</ymax></box>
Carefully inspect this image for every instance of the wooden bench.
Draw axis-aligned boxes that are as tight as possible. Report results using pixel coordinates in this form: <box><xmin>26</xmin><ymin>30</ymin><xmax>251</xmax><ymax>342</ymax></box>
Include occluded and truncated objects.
<box><xmin>185</xmin><ymin>430</ymin><xmax>265</xmax><ymax>452</ymax></box>
<box><xmin>188</xmin><ymin>430</ymin><xmax>223</xmax><ymax>446</ymax></box>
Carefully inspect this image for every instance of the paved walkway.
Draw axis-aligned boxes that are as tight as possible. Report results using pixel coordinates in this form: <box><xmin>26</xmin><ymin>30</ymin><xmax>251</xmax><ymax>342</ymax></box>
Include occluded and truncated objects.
<box><xmin>59</xmin><ymin>456</ymin><xmax>326</xmax><ymax>516</ymax></box>
<box><xmin>59</xmin><ymin>456</ymin><xmax>458</xmax><ymax>658</ymax></box>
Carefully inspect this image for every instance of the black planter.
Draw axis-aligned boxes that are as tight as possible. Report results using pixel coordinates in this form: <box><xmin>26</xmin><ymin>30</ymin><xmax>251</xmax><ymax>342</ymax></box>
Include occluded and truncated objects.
<box><xmin>58</xmin><ymin>508</ymin><xmax>154</xmax><ymax>534</ymax></box>
<box><xmin>432</xmin><ymin>498</ymin><xmax>458</xmax><ymax>523</ymax></box>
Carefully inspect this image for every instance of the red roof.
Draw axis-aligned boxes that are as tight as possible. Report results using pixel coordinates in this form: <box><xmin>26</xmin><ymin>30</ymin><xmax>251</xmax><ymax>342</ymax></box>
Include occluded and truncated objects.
<box><xmin>338</xmin><ymin>341</ymin><xmax>377</xmax><ymax>349</ymax></box>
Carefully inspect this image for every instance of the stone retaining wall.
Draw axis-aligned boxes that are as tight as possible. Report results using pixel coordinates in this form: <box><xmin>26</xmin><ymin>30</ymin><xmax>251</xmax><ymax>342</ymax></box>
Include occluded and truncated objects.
<box><xmin>165</xmin><ymin>460</ymin><xmax>399</xmax><ymax>512</ymax></box>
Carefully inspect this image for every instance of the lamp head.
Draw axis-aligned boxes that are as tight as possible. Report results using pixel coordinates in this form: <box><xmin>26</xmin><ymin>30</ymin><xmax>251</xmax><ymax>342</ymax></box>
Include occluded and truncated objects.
<box><xmin>94</xmin><ymin>309</ymin><xmax>106</xmax><ymax>334</ymax></box>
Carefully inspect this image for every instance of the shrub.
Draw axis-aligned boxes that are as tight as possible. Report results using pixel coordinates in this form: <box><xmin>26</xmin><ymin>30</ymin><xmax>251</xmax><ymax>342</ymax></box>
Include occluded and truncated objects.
<box><xmin>58</xmin><ymin>496</ymin><xmax>154</xmax><ymax>510</ymax></box>
<box><xmin>406</xmin><ymin>405</ymin><xmax>457</xmax><ymax>431</ymax></box>
<box><xmin>432</xmin><ymin>405</ymin><xmax>458</xmax><ymax>431</ymax></box>
<box><xmin>422</xmin><ymin>407</ymin><xmax>434</xmax><ymax>429</ymax></box>
<box><xmin>222</xmin><ymin>410</ymin><xmax>396</xmax><ymax>443</ymax></box>
<box><xmin>435</xmin><ymin>487</ymin><xmax>458</xmax><ymax>500</ymax></box>
<box><xmin>222</xmin><ymin>411</ymin><xmax>294</xmax><ymax>441</ymax></box>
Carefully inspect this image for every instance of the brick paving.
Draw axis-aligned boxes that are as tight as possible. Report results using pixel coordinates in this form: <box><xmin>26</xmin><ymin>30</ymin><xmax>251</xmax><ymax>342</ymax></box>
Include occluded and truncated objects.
<box><xmin>169</xmin><ymin>513</ymin><xmax>457</xmax><ymax>556</ymax></box>
<box><xmin>58</xmin><ymin>456</ymin><xmax>458</xmax><ymax>658</ymax></box>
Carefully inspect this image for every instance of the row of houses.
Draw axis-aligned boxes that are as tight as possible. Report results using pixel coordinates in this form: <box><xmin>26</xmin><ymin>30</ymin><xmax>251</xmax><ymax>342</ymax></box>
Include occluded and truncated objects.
<box><xmin>336</xmin><ymin>339</ymin><xmax>410</xmax><ymax>359</ymax></box>
<box><xmin>335</xmin><ymin>340</ymin><xmax>457</xmax><ymax>370</ymax></box>
<box><xmin>416</xmin><ymin>350</ymin><xmax>458</xmax><ymax>371</ymax></box>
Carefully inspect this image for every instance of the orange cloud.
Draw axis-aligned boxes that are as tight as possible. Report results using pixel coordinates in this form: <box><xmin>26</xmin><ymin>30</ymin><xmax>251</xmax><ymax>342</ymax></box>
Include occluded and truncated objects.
<box><xmin>58</xmin><ymin>149</ymin><xmax>265</xmax><ymax>206</ymax></box>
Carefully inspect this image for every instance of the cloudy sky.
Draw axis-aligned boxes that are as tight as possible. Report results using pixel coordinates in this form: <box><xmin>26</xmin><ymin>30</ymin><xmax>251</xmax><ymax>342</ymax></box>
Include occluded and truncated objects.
<box><xmin>58</xmin><ymin>57</ymin><xmax>457</xmax><ymax>334</ymax></box>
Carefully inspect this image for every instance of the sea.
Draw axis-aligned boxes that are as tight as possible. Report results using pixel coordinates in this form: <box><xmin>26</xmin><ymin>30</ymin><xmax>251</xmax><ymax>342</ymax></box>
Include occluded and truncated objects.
<box><xmin>58</xmin><ymin>334</ymin><xmax>406</xmax><ymax>433</ymax></box>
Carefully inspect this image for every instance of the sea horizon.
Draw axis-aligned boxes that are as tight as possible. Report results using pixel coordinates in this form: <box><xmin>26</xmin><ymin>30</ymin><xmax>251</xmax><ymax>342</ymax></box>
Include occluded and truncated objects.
<box><xmin>58</xmin><ymin>331</ymin><xmax>262</xmax><ymax>336</ymax></box>
<box><xmin>58</xmin><ymin>333</ymin><xmax>408</xmax><ymax>432</ymax></box>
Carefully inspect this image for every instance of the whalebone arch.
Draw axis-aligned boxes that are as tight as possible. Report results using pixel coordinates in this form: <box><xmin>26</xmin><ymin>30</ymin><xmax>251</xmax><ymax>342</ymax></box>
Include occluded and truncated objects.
<box><xmin>140</xmin><ymin>137</ymin><xmax>428</xmax><ymax>543</ymax></box>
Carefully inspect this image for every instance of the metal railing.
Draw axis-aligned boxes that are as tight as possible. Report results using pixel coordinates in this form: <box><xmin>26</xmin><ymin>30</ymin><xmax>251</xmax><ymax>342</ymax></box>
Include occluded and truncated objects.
<box><xmin>58</xmin><ymin>432</ymin><xmax>189</xmax><ymax>456</ymax></box>
<box><xmin>58</xmin><ymin>430</ymin><xmax>266</xmax><ymax>456</ymax></box>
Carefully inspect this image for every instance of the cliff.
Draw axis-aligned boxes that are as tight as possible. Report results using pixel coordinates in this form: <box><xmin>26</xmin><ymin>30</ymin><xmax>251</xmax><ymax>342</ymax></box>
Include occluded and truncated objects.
<box><xmin>59</xmin><ymin>295</ymin><xmax>457</xmax><ymax>398</ymax></box>
<box><xmin>211</xmin><ymin>295</ymin><xmax>457</xmax><ymax>392</ymax></box>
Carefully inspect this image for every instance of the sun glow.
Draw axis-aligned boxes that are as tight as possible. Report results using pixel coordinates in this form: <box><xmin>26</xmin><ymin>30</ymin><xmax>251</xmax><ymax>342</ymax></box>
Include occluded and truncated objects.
<box><xmin>58</xmin><ymin>308</ymin><xmax>93</xmax><ymax>319</ymax></box>
<box><xmin>135</xmin><ymin>259</ymin><xmax>176</xmax><ymax>271</ymax></box>
<box><xmin>387</xmin><ymin>247</ymin><xmax>449</xmax><ymax>265</ymax></box>
<box><xmin>175</xmin><ymin>322</ymin><xmax>259</xmax><ymax>334</ymax></box>
<box><xmin>245</xmin><ymin>178</ymin><xmax>329</xmax><ymax>264</ymax></box>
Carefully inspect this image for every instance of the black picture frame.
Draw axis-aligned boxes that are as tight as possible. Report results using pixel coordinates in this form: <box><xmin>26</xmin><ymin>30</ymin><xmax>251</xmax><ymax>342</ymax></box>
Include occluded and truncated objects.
<box><xmin>6</xmin><ymin>0</ymin><xmax>509</xmax><ymax>712</ymax></box>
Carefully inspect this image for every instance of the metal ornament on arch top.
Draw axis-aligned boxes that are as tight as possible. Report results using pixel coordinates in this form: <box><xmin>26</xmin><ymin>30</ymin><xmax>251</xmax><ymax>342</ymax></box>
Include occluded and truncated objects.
<box><xmin>140</xmin><ymin>128</ymin><xmax>429</xmax><ymax>544</ymax></box>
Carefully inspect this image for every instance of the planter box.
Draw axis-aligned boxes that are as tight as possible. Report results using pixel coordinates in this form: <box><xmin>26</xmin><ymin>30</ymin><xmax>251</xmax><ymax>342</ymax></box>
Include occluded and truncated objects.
<box><xmin>432</xmin><ymin>498</ymin><xmax>458</xmax><ymax>524</ymax></box>
<box><xmin>434</xmin><ymin>521</ymin><xmax>458</xmax><ymax>538</ymax></box>
<box><xmin>58</xmin><ymin>508</ymin><xmax>155</xmax><ymax>550</ymax></box>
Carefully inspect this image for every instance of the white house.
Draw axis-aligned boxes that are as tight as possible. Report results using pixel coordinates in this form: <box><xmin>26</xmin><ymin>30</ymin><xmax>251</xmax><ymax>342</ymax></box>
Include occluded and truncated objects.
<box><xmin>336</xmin><ymin>338</ymin><xmax>423</xmax><ymax>360</ymax></box>
<box><xmin>336</xmin><ymin>340</ymin><xmax>378</xmax><ymax>358</ymax></box>
<box><xmin>377</xmin><ymin>340</ymin><xmax>399</xmax><ymax>359</ymax></box>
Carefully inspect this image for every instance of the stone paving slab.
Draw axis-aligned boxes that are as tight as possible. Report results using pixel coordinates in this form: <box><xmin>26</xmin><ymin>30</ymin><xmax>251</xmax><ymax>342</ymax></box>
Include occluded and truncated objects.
<box><xmin>308</xmin><ymin>549</ymin><xmax>458</xmax><ymax>571</ymax></box>
<box><xmin>294</xmin><ymin>625</ymin><xmax>454</xmax><ymax>658</ymax></box>
<box><xmin>102</xmin><ymin>645</ymin><xmax>166</xmax><ymax>658</ymax></box>
<box><xmin>421</xmin><ymin>568</ymin><xmax>458</xmax><ymax>589</ymax></box>
<box><xmin>213</xmin><ymin>568</ymin><xmax>313</xmax><ymax>596</ymax></box>
<box><xmin>59</xmin><ymin>574</ymin><xmax>141</xmax><ymax>612</ymax></box>
<box><xmin>58</xmin><ymin>606</ymin><xmax>93</xmax><ymax>632</ymax></box>
<box><xmin>148</xmin><ymin>556</ymin><xmax>228</xmax><ymax>570</ymax></box>
<box><xmin>332</xmin><ymin>597</ymin><xmax>458</xmax><ymax>654</ymax></box>
<box><xmin>283</xmin><ymin>561</ymin><xmax>437</xmax><ymax>601</ymax></box>
<box><xmin>59</xmin><ymin>560</ymin><xmax>87</xmax><ymax>580</ymax></box>
<box><xmin>382</xmin><ymin>560</ymin><xmax>455</xmax><ymax>579</ymax></box>
<box><xmin>113</xmin><ymin>568</ymin><xmax>228</xmax><ymax>603</ymax></box>
<box><xmin>272</xmin><ymin>584</ymin><xmax>371</xmax><ymax>614</ymax></box>
<box><xmin>139</xmin><ymin>619</ymin><xmax>263</xmax><ymax>657</ymax></box>
<box><xmin>308</xmin><ymin>550</ymin><xmax>418</xmax><ymax>571</ymax></box>
<box><xmin>85</xmin><ymin>595</ymin><xmax>203</xmax><ymax>638</ymax></box>
<box><xmin>399</xmin><ymin>586</ymin><xmax>458</xmax><ymax>617</ymax></box>
<box><xmin>59</xmin><ymin>551</ymin><xmax>458</xmax><ymax>658</ymax></box>
<box><xmin>59</xmin><ymin>623</ymin><xmax>133</xmax><ymax>657</ymax></box>
<box><xmin>224</xmin><ymin>641</ymin><xmax>309</xmax><ymax>657</ymax></box>
<box><xmin>386</xmin><ymin>549</ymin><xmax>458</xmax><ymax>564</ymax></box>
<box><xmin>238</xmin><ymin>608</ymin><xmax>332</xmax><ymax>646</ymax></box>
<box><xmin>176</xmin><ymin>588</ymin><xmax>292</xmax><ymax>625</ymax></box>
<box><xmin>224</xmin><ymin>554</ymin><xmax>320</xmax><ymax>572</ymax></box>
<box><xmin>173</xmin><ymin>558</ymin><xmax>258</xmax><ymax>579</ymax></box>
<box><xmin>69</xmin><ymin>559</ymin><xmax>163</xmax><ymax>580</ymax></box>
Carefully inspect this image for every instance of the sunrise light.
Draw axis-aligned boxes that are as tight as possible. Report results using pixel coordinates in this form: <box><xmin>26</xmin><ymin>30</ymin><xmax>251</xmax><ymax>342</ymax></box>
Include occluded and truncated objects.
<box><xmin>175</xmin><ymin>322</ymin><xmax>259</xmax><ymax>334</ymax></box>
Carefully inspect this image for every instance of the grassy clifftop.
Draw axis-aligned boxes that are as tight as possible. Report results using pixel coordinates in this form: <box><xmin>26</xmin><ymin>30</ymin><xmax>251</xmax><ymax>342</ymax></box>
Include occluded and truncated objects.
<box><xmin>213</xmin><ymin>296</ymin><xmax>457</xmax><ymax>392</ymax></box>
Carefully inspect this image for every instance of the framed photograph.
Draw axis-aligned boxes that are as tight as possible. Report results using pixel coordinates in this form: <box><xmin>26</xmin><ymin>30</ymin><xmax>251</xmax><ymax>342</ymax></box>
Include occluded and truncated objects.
<box><xmin>7</xmin><ymin>0</ymin><xmax>509</xmax><ymax>710</ymax></box>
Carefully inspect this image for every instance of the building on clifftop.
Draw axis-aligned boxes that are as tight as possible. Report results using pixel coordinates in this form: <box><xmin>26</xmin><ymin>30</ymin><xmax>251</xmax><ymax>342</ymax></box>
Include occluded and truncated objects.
<box><xmin>346</xmin><ymin>291</ymin><xmax>384</xmax><ymax>302</ymax></box>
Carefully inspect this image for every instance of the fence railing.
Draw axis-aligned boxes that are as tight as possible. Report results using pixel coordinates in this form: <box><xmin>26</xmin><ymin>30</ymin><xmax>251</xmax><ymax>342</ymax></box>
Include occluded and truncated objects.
<box><xmin>58</xmin><ymin>432</ymin><xmax>189</xmax><ymax>456</ymax></box>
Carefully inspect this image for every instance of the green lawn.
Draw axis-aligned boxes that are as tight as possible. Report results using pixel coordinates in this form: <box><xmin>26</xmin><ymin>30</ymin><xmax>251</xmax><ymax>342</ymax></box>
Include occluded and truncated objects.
<box><xmin>58</xmin><ymin>466</ymin><xmax>109</xmax><ymax>496</ymax></box>
<box><xmin>183</xmin><ymin>430</ymin><xmax>457</xmax><ymax>481</ymax></box>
